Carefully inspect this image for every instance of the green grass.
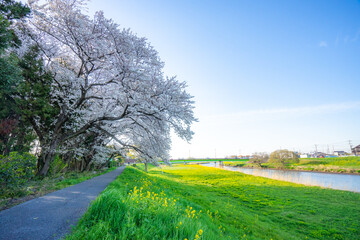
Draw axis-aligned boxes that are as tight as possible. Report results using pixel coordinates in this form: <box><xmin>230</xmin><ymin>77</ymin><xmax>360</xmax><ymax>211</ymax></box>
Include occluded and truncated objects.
<box><xmin>223</xmin><ymin>160</ymin><xmax>249</xmax><ymax>167</ymax></box>
<box><xmin>0</xmin><ymin>167</ymin><xmax>116</xmax><ymax>211</ymax></box>
<box><xmin>270</xmin><ymin>157</ymin><xmax>360</xmax><ymax>173</ymax></box>
<box><xmin>52</xmin><ymin>168</ymin><xmax>116</xmax><ymax>189</ymax></box>
<box><xmin>160</xmin><ymin>159</ymin><xmax>249</xmax><ymax>164</ymax></box>
<box><xmin>67</xmin><ymin>164</ymin><xmax>360</xmax><ymax>240</ymax></box>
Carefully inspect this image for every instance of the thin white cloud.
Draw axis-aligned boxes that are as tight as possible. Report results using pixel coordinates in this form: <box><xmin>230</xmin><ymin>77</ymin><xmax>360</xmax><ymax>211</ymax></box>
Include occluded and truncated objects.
<box><xmin>209</xmin><ymin>101</ymin><xmax>360</xmax><ymax>119</ymax></box>
<box><xmin>319</xmin><ymin>41</ymin><xmax>328</xmax><ymax>47</ymax></box>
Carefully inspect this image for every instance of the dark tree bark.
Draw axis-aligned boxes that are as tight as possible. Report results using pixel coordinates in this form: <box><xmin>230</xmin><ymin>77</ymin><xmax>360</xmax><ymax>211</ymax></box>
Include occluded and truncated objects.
<box><xmin>37</xmin><ymin>138</ymin><xmax>60</xmax><ymax>176</ymax></box>
<box><xmin>100</xmin><ymin>153</ymin><xmax>114</xmax><ymax>169</ymax></box>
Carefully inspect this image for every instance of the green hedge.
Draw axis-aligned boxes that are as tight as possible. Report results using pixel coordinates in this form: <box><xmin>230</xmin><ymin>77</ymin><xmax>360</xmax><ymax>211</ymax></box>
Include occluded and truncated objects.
<box><xmin>0</xmin><ymin>152</ymin><xmax>37</xmax><ymax>191</ymax></box>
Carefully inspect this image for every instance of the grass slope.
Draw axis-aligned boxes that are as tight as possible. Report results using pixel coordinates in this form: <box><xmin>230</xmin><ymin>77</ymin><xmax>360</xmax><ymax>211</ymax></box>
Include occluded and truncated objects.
<box><xmin>160</xmin><ymin>159</ymin><xmax>249</xmax><ymax>164</ymax></box>
<box><xmin>67</xmin><ymin>165</ymin><xmax>360</xmax><ymax>240</ymax></box>
<box><xmin>288</xmin><ymin>157</ymin><xmax>360</xmax><ymax>173</ymax></box>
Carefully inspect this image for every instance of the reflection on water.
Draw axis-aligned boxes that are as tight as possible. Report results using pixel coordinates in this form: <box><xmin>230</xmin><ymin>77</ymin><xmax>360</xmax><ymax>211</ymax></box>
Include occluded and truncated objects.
<box><xmin>201</xmin><ymin>162</ymin><xmax>360</xmax><ymax>193</ymax></box>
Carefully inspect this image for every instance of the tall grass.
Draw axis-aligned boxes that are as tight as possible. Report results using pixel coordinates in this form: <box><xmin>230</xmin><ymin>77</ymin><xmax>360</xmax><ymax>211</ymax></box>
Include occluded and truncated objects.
<box><xmin>67</xmin><ymin>167</ymin><xmax>225</xmax><ymax>240</ymax></box>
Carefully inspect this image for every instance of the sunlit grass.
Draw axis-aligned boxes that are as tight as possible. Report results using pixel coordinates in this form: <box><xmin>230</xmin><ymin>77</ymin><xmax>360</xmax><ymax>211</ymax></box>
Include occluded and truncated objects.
<box><xmin>159</xmin><ymin>159</ymin><xmax>249</xmax><ymax>164</ymax></box>
<box><xmin>67</xmin><ymin>167</ymin><xmax>223</xmax><ymax>240</ymax></box>
<box><xmin>68</xmin><ymin>165</ymin><xmax>360</xmax><ymax>240</ymax></box>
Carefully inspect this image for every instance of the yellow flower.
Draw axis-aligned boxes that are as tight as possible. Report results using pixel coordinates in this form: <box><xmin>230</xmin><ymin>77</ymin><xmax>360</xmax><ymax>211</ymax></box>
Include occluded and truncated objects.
<box><xmin>199</xmin><ymin>229</ymin><xmax>203</xmax><ymax>235</ymax></box>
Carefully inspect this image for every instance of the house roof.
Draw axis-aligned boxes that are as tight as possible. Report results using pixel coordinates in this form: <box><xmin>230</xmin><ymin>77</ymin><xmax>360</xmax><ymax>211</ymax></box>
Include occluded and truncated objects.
<box><xmin>351</xmin><ymin>145</ymin><xmax>360</xmax><ymax>150</ymax></box>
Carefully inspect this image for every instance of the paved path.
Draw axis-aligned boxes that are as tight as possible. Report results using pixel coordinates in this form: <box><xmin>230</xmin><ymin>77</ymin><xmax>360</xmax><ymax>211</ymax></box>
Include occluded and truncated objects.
<box><xmin>0</xmin><ymin>166</ymin><xmax>125</xmax><ymax>240</ymax></box>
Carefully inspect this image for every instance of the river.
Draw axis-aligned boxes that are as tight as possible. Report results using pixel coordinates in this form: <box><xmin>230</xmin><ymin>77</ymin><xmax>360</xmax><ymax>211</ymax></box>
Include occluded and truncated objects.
<box><xmin>201</xmin><ymin>162</ymin><xmax>360</xmax><ymax>193</ymax></box>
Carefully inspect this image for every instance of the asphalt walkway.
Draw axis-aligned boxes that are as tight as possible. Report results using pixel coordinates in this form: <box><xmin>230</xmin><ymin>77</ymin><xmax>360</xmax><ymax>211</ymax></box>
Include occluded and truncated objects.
<box><xmin>0</xmin><ymin>166</ymin><xmax>125</xmax><ymax>240</ymax></box>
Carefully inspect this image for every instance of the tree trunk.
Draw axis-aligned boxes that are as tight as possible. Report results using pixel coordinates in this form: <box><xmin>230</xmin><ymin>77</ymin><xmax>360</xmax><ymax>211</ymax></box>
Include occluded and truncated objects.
<box><xmin>144</xmin><ymin>162</ymin><xmax>148</xmax><ymax>172</ymax></box>
<box><xmin>37</xmin><ymin>155</ymin><xmax>52</xmax><ymax>176</ymax></box>
<box><xmin>2</xmin><ymin>139</ymin><xmax>10</xmax><ymax>155</ymax></box>
<box><xmin>100</xmin><ymin>154</ymin><xmax>114</xmax><ymax>169</ymax></box>
<box><xmin>82</xmin><ymin>150</ymin><xmax>94</xmax><ymax>172</ymax></box>
<box><xmin>37</xmin><ymin>138</ymin><xmax>59</xmax><ymax>176</ymax></box>
<box><xmin>80</xmin><ymin>158</ymin><xmax>85</xmax><ymax>172</ymax></box>
<box><xmin>85</xmin><ymin>161</ymin><xmax>93</xmax><ymax>171</ymax></box>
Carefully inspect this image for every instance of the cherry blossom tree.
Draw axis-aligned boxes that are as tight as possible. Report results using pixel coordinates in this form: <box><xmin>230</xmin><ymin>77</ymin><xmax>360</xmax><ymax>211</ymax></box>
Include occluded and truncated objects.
<box><xmin>249</xmin><ymin>152</ymin><xmax>269</xmax><ymax>167</ymax></box>
<box><xmin>15</xmin><ymin>0</ymin><xmax>196</xmax><ymax>176</ymax></box>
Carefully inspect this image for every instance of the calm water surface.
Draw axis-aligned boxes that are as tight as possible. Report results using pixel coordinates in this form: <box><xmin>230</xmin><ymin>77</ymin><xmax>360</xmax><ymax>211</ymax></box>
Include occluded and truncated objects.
<box><xmin>201</xmin><ymin>162</ymin><xmax>360</xmax><ymax>193</ymax></box>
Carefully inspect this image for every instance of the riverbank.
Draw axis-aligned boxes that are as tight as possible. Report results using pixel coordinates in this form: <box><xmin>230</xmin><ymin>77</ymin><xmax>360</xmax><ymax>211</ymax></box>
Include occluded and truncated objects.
<box><xmin>223</xmin><ymin>156</ymin><xmax>360</xmax><ymax>175</ymax></box>
<box><xmin>224</xmin><ymin>165</ymin><xmax>360</xmax><ymax>176</ymax></box>
<box><xmin>67</xmin><ymin>165</ymin><xmax>360</xmax><ymax>240</ymax></box>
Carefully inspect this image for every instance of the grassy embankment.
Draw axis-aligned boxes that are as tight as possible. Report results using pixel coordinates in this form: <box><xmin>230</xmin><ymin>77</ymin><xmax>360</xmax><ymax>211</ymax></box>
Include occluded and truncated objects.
<box><xmin>0</xmin><ymin>167</ymin><xmax>116</xmax><ymax>211</ymax></box>
<box><xmin>287</xmin><ymin>157</ymin><xmax>360</xmax><ymax>173</ymax></box>
<box><xmin>160</xmin><ymin>159</ymin><xmax>249</xmax><ymax>164</ymax></box>
<box><xmin>223</xmin><ymin>157</ymin><xmax>360</xmax><ymax>174</ymax></box>
<box><xmin>67</xmin><ymin>164</ymin><xmax>360</xmax><ymax>240</ymax></box>
<box><xmin>222</xmin><ymin>159</ymin><xmax>249</xmax><ymax>167</ymax></box>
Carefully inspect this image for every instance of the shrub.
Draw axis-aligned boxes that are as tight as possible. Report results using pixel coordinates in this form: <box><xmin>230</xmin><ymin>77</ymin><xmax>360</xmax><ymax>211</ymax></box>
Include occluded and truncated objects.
<box><xmin>269</xmin><ymin>150</ymin><xmax>299</xmax><ymax>168</ymax></box>
<box><xmin>49</xmin><ymin>154</ymin><xmax>67</xmax><ymax>175</ymax></box>
<box><xmin>0</xmin><ymin>152</ymin><xmax>37</xmax><ymax>191</ymax></box>
<box><xmin>248</xmin><ymin>152</ymin><xmax>269</xmax><ymax>167</ymax></box>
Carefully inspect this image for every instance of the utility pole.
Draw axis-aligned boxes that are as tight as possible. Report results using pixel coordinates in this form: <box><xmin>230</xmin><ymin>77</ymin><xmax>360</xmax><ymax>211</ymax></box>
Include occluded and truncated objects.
<box><xmin>327</xmin><ymin>145</ymin><xmax>330</xmax><ymax>154</ymax></box>
<box><xmin>314</xmin><ymin>144</ymin><xmax>318</xmax><ymax>157</ymax></box>
<box><xmin>349</xmin><ymin>140</ymin><xmax>353</xmax><ymax>155</ymax></box>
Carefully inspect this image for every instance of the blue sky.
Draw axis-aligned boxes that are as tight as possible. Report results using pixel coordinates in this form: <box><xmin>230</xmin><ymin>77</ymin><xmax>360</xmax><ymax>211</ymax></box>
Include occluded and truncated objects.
<box><xmin>86</xmin><ymin>0</ymin><xmax>360</xmax><ymax>158</ymax></box>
